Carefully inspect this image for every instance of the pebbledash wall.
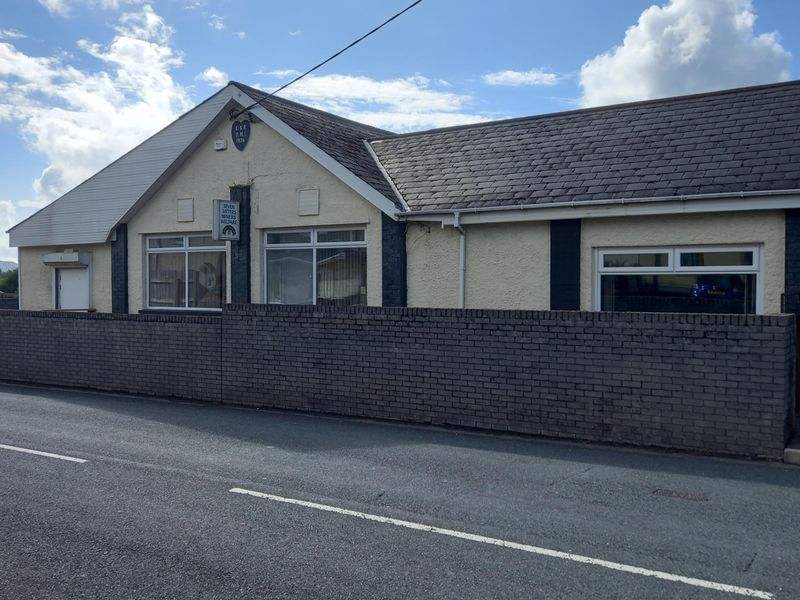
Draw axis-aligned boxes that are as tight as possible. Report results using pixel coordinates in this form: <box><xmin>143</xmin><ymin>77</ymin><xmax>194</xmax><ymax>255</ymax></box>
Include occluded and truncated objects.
<box><xmin>0</xmin><ymin>305</ymin><xmax>794</xmax><ymax>458</ymax></box>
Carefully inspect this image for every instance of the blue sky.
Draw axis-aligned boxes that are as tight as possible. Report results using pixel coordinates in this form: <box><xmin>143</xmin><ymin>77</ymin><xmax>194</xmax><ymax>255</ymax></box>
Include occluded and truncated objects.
<box><xmin>0</xmin><ymin>0</ymin><xmax>798</xmax><ymax>261</ymax></box>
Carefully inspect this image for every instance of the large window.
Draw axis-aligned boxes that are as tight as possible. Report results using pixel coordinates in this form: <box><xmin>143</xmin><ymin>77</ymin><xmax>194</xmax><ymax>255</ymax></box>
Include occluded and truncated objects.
<box><xmin>265</xmin><ymin>228</ymin><xmax>367</xmax><ymax>306</ymax></box>
<box><xmin>147</xmin><ymin>234</ymin><xmax>226</xmax><ymax>310</ymax></box>
<box><xmin>596</xmin><ymin>246</ymin><xmax>760</xmax><ymax>314</ymax></box>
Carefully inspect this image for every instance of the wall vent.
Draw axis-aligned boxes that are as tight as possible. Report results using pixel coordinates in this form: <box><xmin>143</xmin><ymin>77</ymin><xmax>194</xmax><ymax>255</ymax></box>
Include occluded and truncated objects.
<box><xmin>298</xmin><ymin>189</ymin><xmax>320</xmax><ymax>216</ymax></box>
<box><xmin>177</xmin><ymin>198</ymin><xmax>194</xmax><ymax>222</ymax></box>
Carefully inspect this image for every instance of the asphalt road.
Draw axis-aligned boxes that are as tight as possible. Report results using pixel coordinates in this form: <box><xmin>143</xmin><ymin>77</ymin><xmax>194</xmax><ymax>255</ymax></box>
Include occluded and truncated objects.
<box><xmin>0</xmin><ymin>382</ymin><xmax>798</xmax><ymax>600</ymax></box>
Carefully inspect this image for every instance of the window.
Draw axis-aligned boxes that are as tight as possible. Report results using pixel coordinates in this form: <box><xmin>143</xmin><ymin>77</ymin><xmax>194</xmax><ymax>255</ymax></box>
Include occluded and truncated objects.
<box><xmin>596</xmin><ymin>246</ymin><xmax>760</xmax><ymax>314</ymax></box>
<box><xmin>147</xmin><ymin>234</ymin><xmax>226</xmax><ymax>310</ymax></box>
<box><xmin>265</xmin><ymin>228</ymin><xmax>367</xmax><ymax>306</ymax></box>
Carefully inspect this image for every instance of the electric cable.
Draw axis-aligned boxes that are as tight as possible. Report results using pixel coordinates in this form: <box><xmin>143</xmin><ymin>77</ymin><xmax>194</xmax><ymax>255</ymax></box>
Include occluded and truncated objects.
<box><xmin>230</xmin><ymin>0</ymin><xmax>424</xmax><ymax>119</ymax></box>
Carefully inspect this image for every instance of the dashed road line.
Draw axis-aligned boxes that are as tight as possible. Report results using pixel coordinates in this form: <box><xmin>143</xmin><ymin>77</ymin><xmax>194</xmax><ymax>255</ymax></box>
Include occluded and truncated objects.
<box><xmin>0</xmin><ymin>443</ymin><xmax>88</xmax><ymax>464</ymax></box>
<box><xmin>230</xmin><ymin>487</ymin><xmax>773</xmax><ymax>599</ymax></box>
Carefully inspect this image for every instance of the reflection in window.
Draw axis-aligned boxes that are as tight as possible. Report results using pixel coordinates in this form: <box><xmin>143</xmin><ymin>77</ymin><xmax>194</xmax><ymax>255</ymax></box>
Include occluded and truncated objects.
<box><xmin>603</xmin><ymin>253</ymin><xmax>669</xmax><ymax>269</ymax></box>
<box><xmin>601</xmin><ymin>274</ymin><xmax>757</xmax><ymax>314</ymax></box>
<box><xmin>316</xmin><ymin>247</ymin><xmax>366</xmax><ymax>306</ymax></box>
<box><xmin>679</xmin><ymin>251</ymin><xmax>754</xmax><ymax>268</ymax></box>
<box><xmin>147</xmin><ymin>234</ymin><xmax>226</xmax><ymax>310</ymax></box>
<box><xmin>266</xmin><ymin>249</ymin><xmax>313</xmax><ymax>304</ymax></box>
<box><xmin>265</xmin><ymin>228</ymin><xmax>367</xmax><ymax>306</ymax></box>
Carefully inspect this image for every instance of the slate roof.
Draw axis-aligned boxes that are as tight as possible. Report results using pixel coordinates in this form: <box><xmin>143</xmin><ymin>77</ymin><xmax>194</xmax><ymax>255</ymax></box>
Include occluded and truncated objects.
<box><xmin>9</xmin><ymin>87</ymin><xmax>238</xmax><ymax>247</ymax></box>
<box><xmin>367</xmin><ymin>80</ymin><xmax>800</xmax><ymax>213</ymax></box>
<box><xmin>232</xmin><ymin>82</ymin><xmax>402</xmax><ymax>208</ymax></box>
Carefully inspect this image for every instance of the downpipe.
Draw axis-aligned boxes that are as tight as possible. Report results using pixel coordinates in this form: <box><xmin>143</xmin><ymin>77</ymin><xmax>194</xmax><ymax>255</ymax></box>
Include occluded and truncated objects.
<box><xmin>453</xmin><ymin>211</ymin><xmax>465</xmax><ymax>309</ymax></box>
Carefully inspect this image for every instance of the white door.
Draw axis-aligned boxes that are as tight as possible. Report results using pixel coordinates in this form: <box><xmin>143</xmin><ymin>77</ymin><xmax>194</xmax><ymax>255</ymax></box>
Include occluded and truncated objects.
<box><xmin>56</xmin><ymin>268</ymin><xmax>89</xmax><ymax>310</ymax></box>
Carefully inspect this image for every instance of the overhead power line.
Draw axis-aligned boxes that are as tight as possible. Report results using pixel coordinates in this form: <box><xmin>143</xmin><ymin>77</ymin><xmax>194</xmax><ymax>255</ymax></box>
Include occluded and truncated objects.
<box><xmin>231</xmin><ymin>0</ymin><xmax>424</xmax><ymax>119</ymax></box>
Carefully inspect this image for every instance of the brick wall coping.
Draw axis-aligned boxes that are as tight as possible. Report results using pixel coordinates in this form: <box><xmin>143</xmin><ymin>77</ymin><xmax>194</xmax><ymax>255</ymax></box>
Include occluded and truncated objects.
<box><xmin>224</xmin><ymin>303</ymin><xmax>795</xmax><ymax>327</ymax></box>
<box><xmin>0</xmin><ymin>309</ymin><xmax>218</xmax><ymax>324</ymax></box>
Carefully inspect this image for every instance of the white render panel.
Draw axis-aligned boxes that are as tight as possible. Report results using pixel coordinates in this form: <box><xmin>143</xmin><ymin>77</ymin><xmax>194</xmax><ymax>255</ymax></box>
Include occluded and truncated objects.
<box><xmin>9</xmin><ymin>86</ymin><xmax>241</xmax><ymax>248</ymax></box>
<box><xmin>406</xmin><ymin>221</ymin><xmax>550</xmax><ymax>310</ymax></box>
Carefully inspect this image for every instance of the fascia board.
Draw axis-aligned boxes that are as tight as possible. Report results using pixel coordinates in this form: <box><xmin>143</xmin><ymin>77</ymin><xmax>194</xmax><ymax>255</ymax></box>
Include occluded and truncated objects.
<box><xmin>403</xmin><ymin>195</ymin><xmax>800</xmax><ymax>226</ymax></box>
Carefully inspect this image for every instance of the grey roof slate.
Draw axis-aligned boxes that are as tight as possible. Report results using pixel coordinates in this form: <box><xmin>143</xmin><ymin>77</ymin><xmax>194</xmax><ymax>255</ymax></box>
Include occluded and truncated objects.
<box><xmin>232</xmin><ymin>82</ymin><xmax>402</xmax><ymax>208</ymax></box>
<box><xmin>367</xmin><ymin>80</ymin><xmax>800</xmax><ymax>213</ymax></box>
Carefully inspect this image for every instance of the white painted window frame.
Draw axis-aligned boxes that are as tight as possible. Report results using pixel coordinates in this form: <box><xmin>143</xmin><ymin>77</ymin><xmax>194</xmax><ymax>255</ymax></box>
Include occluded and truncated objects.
<box><xmin>594</xmin><ymin>244</ymin><xmax>763</xmax><ymax>314</ymax></box>
<box><xmin>263</xmin><ymin>226</ymin><xmax>367</xmax><ymax>306</ymax></box>
<box><xmin>145</xmin><ymin>233</ymin><xmax>226</xmax><ymax>311</ymax></box>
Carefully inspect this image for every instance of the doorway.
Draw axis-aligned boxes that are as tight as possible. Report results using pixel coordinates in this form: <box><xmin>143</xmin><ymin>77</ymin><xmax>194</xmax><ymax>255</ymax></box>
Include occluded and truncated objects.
<box><xmin>56</xmin><ymin>268</ymin><xmax>90</xmax><ymax>310</ymax></box>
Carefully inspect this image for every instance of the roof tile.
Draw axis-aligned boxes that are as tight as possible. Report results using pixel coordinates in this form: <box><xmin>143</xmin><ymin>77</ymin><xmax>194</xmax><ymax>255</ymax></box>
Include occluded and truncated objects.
<box><xmin>368</xmin><ymin>81</ymin><xmax>800</xmax><ymax>213</ymax></box>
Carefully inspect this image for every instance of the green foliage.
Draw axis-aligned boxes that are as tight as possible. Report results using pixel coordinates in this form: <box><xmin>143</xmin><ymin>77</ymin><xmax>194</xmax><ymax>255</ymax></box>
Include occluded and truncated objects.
<box><xmin>0</xmin><ymin>269</ymin><xmax>18</xmax><ymax>294</ymax></box>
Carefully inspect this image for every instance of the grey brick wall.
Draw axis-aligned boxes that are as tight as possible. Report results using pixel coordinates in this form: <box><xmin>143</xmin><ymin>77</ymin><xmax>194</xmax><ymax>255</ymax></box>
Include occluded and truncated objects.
<box><xmin>221</xmin><ymin>305</ymin><xmax>795</xmax><ymax>459</ymax></box>
<box><xmin>0</xmin><ymin>305</ymin><xmax>794</xmax><ymax>458</ymax></box>
<box><xmin>0</xmin><ymin>298</ymin><xmax>18</xmax><ymax>310</ymax></box>
<box><xmin>0</xmin><ymin>310</ymin><xmax>220</xmax><ymax>401</ymax></box>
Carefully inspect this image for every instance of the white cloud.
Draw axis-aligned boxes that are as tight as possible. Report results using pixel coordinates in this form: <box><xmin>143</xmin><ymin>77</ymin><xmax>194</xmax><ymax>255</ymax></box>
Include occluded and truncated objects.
<box><xmin>483</xmin><ymin>68</ymin><xmax>560</xmax><ymax>87</ymax></box>
<box><xmin>0</xmin><ymin>5</ymin><xmax>192</xmax><ymax>207</ymax></box>
<box><xmin>38</xmin><ymin>0</ymin><xmax>142</xmax><ymax>14</ymax></box>
<box><xmin>94</xmin><ymin>0</ymin><xmax>143</xmax><ymax>8</ymax></box>
<box><xmin>196</xmin><ymin>66</ymin><xmax>228</xmax><ymax>88</ymax></box>
<box><xmin>260</xmin><ymin>72</ymin><xmax>489</xmax><ymax>131</ymax></box>
<box><xmin>38</xmin><ymin>0</ymin><xmax>70</xmax><ymax>15</ymax></box>
<box><xmin>183</xmin><ymin>0</ymin><xmax>206</xmax><ymax>8</ymax></box>
<box><xmin>111</xmin><ymin>3</ymin><xmax>173</xmax><ymax>44</ymax></box>
<box><xmin>259</xmin><ymin>68</ymin><xmax>301</xmax><ymax>78</ymax></box>
<box><xmin>288</xmin><ymin>30</ymin><xmax>302</xmax><ymax>37</ymax></box>
<box><xmin>0</xmin><ymin>201</ymin><xmax>18</xmax><ymax>261</ymax></box>
<box><xmin>236</xmin><ymin>31</ymin><xmax>246</xmax><ymax>40</ymax></box>
<box><xmin>0</xmin><ymin>29</ymin><xmax>26</xmax><ymax>40</ymax></box>
<box><xmin>208</xmin><ymin>14</ymin><xmax>225</xmax><ymax>30</ymax></box>
<box><xmin>580</xmin><ymin>0</ymin><xmax>792</xmax><ymax>107</ymax></box>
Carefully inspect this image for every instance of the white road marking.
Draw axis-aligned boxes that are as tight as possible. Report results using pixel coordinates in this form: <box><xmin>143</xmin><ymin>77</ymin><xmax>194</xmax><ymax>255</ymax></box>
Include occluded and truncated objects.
<box><xmin>0</xmin><ymin>443</ymin><xmax>88</xmax><ymax>464</ymax></box>
<box><xmin>230</xmin><ymin>487</ymin><xmax>773</xmax><ymax>599</ymax></box>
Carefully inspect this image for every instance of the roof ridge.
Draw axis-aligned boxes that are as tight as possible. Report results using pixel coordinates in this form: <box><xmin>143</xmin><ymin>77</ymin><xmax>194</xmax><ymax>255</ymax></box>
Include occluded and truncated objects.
<box><xmin>368</xmin><ymin>79</ymin><xmax>800</xmax><ymax>143</ymax></box>
<box><xmin>230</xmin><ymin>81</ymin><xmax>396</xmax><ymax>137</ymax></box>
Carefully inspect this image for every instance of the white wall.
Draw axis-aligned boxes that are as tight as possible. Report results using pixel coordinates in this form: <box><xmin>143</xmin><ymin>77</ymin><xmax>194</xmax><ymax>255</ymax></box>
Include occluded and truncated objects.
<box><xmin>407</xmin><ymin>221</ymin><xmax>551</xmax><ymax>309</ymax></box>
<box><xmin>580</xmin><ymin>211</ymin><xmax>786</xmax><ymax>313</ymax></box>
<box><xmin>18</xmin><ymin>243</ymin><xmax>112</xmax><ymax>312</ymax></box>
<box><xmin>126</xmin><ymin>116</ymin><xmax>384</xmax><ymax>312</ymax></box>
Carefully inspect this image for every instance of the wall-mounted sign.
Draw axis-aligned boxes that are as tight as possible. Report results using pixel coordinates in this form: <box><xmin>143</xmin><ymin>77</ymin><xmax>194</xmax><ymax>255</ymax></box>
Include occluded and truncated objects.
<box><xmin>212</xmin><ymin>199</ymin><xmax>240</xmax><ymax>241</ymax></box>
<box><xmin>231</xmin><ymin>120</ymin><xmax>250</xmax><ymax>151</ymax></box>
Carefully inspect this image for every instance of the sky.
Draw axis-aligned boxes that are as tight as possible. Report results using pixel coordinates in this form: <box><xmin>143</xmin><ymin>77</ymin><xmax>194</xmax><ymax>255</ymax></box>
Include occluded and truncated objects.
<box><xmin>0</xmin><ymin>0</ymin><xmax>797</xmax><ymax>262</ymax></box>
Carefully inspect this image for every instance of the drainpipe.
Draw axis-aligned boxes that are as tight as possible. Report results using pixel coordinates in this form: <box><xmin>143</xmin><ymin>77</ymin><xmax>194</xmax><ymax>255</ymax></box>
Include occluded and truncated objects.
<box><xmin>453</xmin><ymin>211</ymin><xmax>465</xmax><ymax>309</ymax></box>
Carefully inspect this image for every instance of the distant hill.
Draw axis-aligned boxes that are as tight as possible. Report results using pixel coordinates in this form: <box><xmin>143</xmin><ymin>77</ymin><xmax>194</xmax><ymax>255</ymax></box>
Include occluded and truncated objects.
<box><xmin>0</xmin><ymin>261</ymin><xmax>17</xmax><ymax>273</ymax></box>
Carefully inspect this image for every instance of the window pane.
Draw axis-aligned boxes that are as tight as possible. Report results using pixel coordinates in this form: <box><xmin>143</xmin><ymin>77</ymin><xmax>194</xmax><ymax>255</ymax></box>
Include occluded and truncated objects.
<box><xmin>148</xmin><ymin>237</ymin><xmax>184</xmax><ymax>249</ymax></box>
<box><xmin>266</xmin><ymin>231</ymin><xmax>311</xmax><ymax>245</ymax></box>
<box><xmin>266</xmin><ymin>249</ymin><xmax>313</xmax><ymax>304</ymax></box>
<box><xmin>188</xmin><ymin>235</ymin><xmax>225</xmax><ymax>248</ymax></box>
<box><xmin>602</xmin><ymin>252</ymin><xmax>668</xmax><ymax>269</ymax></box>
<box><xmin>679</xmin><ymin>251</ymin><xmax>754</xmax><ymax>268</ymax></box>
<box><xmin>601</xmin><ymin>273</ymin><xmax>757</xmax><ymax>314</ymax></box>
<box><xmin>148</xmin><ymin>252</ymin><xmax>186</xmax><ymax>307</ymax></box>
<box><xmin>317</xmin><ymin>229</ymin><xmax>365</xmax><ymax>243</ymax></box>
<box><xmin>316</xmin><ymin>247</ymin><xmax>366</xmax><ymax>306</ymax></box>
<box><xmin>188</xmin><ymin>251</ymin><xmax>226</xmax><ymax>309</ymax></box>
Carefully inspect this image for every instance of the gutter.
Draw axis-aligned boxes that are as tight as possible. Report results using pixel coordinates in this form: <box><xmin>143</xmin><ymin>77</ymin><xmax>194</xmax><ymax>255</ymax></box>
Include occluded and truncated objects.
<box><xmin>396</xmin><ymin>189</ymin><xmax>800</xmax><ymax>219</ymax></box>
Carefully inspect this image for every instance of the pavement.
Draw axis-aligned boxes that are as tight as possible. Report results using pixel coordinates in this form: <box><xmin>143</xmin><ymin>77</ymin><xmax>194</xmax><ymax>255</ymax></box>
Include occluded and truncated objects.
<box><xmin>0</xmin><ymin>381</ymin><xmax>799</xmax><ymax>599</ymax></box>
